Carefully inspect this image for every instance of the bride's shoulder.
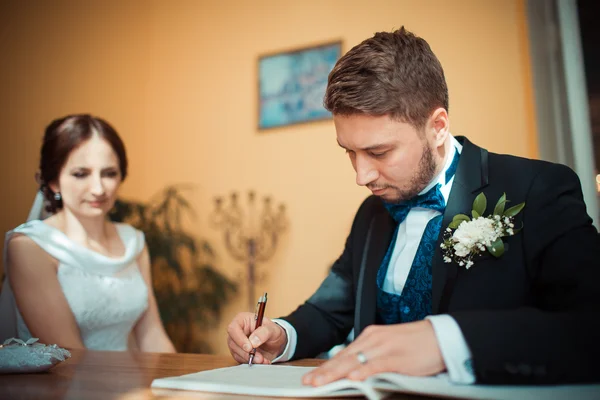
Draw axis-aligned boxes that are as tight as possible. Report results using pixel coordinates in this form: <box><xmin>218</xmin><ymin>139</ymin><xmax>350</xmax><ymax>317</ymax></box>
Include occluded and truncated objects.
<box><xmin>6</xmin><ymin>230</ymin><xmax>56</xmax><ymax>270</ymax></box>
<box><xmin>11</xmin><ymin>219</ymin><xmax>46</xmax><ymax>232</ymax></box>
<box><xmin>112</xmin><ymin>222</ymin><xmax>143</xmax><ymax>237</ymax></box>
<box><xmin>7</xmin><ymin>232</ymin><xmax>37</xmax><ymax>248</ymax></box>
<box><xmin>111</xmin><ymin>222</ymin><xmax>146</xmax><ymax>250</ymax></box>
<box><xmin>8</xmin><ymin>220</ymin><xmax>52</xmax><ymax>242</ymax></box>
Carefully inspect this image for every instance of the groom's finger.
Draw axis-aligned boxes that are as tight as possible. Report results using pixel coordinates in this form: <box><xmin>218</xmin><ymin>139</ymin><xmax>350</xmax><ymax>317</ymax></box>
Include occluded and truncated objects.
<box><xmin>247</xmin><ymin>324</ymin><xmax>273</xmax><ymax>350</ymax></box>
<box><xmin>231</xmin><ymin>352</ymin><xmax>247</xmax><ymax>364</ymax></box>
<box><xmin>347</xmin><ymin>355</ymin><xmax>396</xmax><ymax>381</ymax></box>
<box><xmin>250</xmin><ymin>350</ymin><xmax>271</xmax><ymax>365</ymax></box>
<box><xmin>227</xmin><ymin>312</ymin><xmax>254</xmax><ymax>351</ymax></box>
<box><xmin>304</xmin><ymin>351</ymin><xmax>361</xmax><ymax>386</ymax></box>
<box><xmin>227</xmin><ymin>334</ymin><xmax>271</xmax><ymax>365</ymax></box>
<box><xmin>227</xmin><ymin>337</ymin><xmax>250</xmax><ymax>362</ymax></box>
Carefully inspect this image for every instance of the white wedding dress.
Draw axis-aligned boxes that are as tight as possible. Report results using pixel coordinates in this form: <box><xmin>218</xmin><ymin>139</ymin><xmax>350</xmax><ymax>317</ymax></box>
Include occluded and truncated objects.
<box><xmin>0</xmin><ymin>220</ymin><xmax>149</xmax><ymax>351</ymax></box>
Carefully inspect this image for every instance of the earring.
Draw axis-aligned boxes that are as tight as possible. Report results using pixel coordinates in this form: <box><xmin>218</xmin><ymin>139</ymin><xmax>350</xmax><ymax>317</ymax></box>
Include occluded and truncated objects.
<box><xmin>54</xmin><ymin>192</ymin><xmax>62</xmax><ymax>201</ymax></box>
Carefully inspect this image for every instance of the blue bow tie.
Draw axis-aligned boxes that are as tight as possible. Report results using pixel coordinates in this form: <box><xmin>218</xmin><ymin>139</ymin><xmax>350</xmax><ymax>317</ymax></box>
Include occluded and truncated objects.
<box><xmin>383</xmin><ymin>147</ymin><xmax>460</xmax><ymax>224</ymax></box>
<box><xmin>384</xmin><ymin>185</ymin><xmax>445</xmax><ymax>223</ymax></box>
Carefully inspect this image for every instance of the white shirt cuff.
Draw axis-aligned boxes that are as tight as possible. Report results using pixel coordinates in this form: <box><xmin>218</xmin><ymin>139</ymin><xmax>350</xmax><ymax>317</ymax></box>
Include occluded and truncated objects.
<box><xmin>271</xmin><ymin>319</ymin><xmax>298</xmax><ymax>363</ymax></box>
<box><xmin>426</xmin><ymin>314</ymin><xmax>476</xmax><ymax>384</ymax></box>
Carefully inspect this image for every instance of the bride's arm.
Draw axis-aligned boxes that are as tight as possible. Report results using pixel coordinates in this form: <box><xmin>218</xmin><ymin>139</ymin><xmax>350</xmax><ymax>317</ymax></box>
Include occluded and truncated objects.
<box><xmin>133</xmin><ymin>244</ymin><xmax>176</xmax><ymax>353</ymax></box>
<box><xmin>7</xmin><ymin>234</ymin><xmax>85</xmax><ymax>349</ymax></box>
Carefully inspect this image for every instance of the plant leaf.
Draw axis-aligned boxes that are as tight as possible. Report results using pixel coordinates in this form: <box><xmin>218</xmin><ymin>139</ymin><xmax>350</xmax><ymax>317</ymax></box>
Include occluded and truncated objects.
<box><xmin>511</xmin><ymin>221</ymin><xmax>524</xmax><ymax>235</ymax></box>
<box><xmin>112</xmin><ymin>184</ymin><xmax>241</xmax><ymax>353</ymax></box>
<box><xmin>493</xmin><ymin>193</ymin><xmax>507</xmax><ymax>216</ymax></box>
<box><xmin>449</xmin><ymin>220</ymin><xmax>464</xmax><ymax>229</ymax></box>
<box><xmin>503</xmin><ymin>202</ymin><xmax>525</xmax><ymax>217</ymax></box>
<box><xmin>487</xmin><ymin>238</ymin><xmax>505</xmax><ymax>258</ymax></box>
<box><xmin>452</xmin><ymin>214</ymin><xmax>471</xmax><ymax>223</ymax></box>
<box><xmin>472</xmin><ymin>210</ymin><xmax>480</xmax><ymax>219</ymax></box>
<box><xmin>472</xmin><ymin>193</ymin><xmax>487</xmax><ymax>217</ymax></box>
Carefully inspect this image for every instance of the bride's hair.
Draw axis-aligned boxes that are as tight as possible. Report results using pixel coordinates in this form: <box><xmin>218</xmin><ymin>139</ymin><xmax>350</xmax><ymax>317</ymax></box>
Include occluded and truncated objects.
<box><xmin>38</xmin><ymin>114</ymin><xmax>128</xmax><ymax>213</ymax></box>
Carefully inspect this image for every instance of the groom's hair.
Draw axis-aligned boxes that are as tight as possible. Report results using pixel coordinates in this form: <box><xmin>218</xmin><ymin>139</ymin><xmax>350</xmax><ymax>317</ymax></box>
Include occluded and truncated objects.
<box><xmin>39</xmin><ymin>114</ymin><xmax>128</xmax><ymax>213</ymax></box>
<box><xmin>323</xmin><ymin>26</ymin><xmax>448</xmax><ymax>130</ymax></box>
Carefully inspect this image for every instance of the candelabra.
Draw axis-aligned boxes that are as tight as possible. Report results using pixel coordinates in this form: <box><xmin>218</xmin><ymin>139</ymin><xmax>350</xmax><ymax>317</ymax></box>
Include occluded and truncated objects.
<box><xmin>211</xmin><ymin>191</ymin><xmax>288</xmax><ymax>309</ymax></box>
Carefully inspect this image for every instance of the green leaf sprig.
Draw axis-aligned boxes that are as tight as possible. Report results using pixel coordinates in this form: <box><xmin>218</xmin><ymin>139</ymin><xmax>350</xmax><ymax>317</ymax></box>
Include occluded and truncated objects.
<box><xmin>442</xmin><ymin>193</ymin><xmax>525</xmax><ymax>265</ymax></box>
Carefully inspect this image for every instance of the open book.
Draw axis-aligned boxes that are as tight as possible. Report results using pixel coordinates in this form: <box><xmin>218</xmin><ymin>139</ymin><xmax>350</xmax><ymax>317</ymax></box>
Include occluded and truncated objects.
<box><xmin>151</xmin><ymin>364</ymin><xmax>600</xmax><ymax>400</ymax></box>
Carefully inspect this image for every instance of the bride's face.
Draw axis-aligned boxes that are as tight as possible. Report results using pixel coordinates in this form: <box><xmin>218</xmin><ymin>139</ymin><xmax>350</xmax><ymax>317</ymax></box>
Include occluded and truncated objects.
<box><xmin>50</xmin><ymin>134</ymin><xmax>123</xmax><ymax>219</ymax></box>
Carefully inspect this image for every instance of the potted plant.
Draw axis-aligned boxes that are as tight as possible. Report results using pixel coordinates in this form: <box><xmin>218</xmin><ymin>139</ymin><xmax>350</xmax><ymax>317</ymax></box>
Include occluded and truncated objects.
<box><xmin>109</xmin><ymin>184</ymin><xmax>237</xmax><ymax>353</ymax></box>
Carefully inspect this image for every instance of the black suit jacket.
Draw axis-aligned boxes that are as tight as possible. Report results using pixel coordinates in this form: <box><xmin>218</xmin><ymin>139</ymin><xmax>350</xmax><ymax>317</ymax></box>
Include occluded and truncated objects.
<box><xmin>282</xmin><ymin>136</ymin><xmax>600</xmax><ymax>384</ymax></box>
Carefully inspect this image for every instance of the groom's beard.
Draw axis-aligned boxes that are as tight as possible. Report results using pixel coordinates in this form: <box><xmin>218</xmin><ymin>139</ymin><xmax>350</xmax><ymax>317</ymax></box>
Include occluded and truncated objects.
<box><xmin>385</xmin><ymin>143</ymin><xmax>438</xmax><ymax>204</ymax></box>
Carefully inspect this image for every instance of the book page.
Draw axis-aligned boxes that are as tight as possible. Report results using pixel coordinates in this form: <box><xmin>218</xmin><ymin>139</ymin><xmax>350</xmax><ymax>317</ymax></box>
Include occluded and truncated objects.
<box><xmin>152</xmin><ymin>364</ymin><xmax>600</xmax><ymax>400</ymax></box>
<box><xmin>151</xmin><ymin>364</ymin><xmax>383</xmax><ymax>399</ymax></box>
<box><xmin>369</xmin><ymin>373</ymin><xmax>600</xmax><ymax>400</ymax></box>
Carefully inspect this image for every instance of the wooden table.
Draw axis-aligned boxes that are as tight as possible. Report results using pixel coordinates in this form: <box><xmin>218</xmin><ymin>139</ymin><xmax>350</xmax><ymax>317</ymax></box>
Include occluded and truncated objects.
<box><xmin>0</xmin><ymin>349</ymin><xmax>427</xmax><ymax>399</ymax></box>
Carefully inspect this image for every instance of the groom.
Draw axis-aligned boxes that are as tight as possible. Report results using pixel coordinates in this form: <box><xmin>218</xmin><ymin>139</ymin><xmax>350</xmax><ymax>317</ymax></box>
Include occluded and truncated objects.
<box><xmin>226</xmin><ymin>27</ymin><xmax>600</xmax><ymax>385</ymax></box>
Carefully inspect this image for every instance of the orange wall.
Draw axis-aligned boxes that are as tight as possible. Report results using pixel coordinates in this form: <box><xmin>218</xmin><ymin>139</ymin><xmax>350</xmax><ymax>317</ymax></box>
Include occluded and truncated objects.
<box><xmin>0</xmin><ymin>0</ymin><xmax>536</xmax><ymax>354</ymax></box>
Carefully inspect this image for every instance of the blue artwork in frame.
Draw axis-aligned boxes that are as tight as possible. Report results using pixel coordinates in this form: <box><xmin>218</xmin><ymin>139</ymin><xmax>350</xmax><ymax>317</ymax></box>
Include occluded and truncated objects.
<box><xmin>258</xmin><ymin>41</ymin><xmax>342</xmax><ymax>130</ymax></box>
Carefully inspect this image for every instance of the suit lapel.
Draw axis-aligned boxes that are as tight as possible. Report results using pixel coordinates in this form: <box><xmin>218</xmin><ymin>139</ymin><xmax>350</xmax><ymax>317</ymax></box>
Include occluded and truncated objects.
<box><xmin>355</xmin><ymin>209</ymin><xmax>395</xmax><ymax>336</ymax></box>
<box><xmin>431</xmin><ymin>137</ymin><xmax>489</xmax><ymax>314</ymax></box>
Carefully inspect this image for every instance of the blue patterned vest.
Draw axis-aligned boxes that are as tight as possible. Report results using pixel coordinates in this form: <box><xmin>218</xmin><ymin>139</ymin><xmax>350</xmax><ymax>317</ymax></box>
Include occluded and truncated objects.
<box><xmin>376</xmin><ymin>149</ymin><xmax>460</xmax><ymax>324</ymax></box>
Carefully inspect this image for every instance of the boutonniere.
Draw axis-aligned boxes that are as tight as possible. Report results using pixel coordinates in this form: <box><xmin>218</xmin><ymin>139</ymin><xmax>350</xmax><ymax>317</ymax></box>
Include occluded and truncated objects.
<box><xmin>441</xmin><ymin>193</ymin><xmax>525</xmax><ymax>269</ymax></box>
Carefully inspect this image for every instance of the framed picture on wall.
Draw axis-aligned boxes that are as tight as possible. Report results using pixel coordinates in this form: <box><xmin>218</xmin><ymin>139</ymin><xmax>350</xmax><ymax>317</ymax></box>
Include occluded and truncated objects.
<box><xmin>258</xmin><ymin>41</ymin><xmax>342</xmax><ymax>130</ymax></box>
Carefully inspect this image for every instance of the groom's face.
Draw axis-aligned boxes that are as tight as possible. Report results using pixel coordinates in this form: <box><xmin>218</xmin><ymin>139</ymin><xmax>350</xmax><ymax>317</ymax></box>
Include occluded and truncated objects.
<box><xmin>334</xmin><ymin>114</ymin><xmax>439</xmax><ymax>203</ymax></box>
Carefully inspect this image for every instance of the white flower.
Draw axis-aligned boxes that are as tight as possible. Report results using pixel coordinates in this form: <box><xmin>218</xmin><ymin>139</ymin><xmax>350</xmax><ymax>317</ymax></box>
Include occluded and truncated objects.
<box><xmin>442</xmin><ymin>193</ymin><xmax>524</xmax><ymax>270</ymax></box>
<box><xmin>451</xmin><ymin>217</ymin><xmax>500</xmax><ymax>258</ymax></box>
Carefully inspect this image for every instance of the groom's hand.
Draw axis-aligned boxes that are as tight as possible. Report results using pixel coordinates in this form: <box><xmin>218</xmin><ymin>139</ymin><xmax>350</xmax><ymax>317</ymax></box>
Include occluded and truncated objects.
<box><xmin>303</xmin><ymin>320</ymin><xmax>445</xmax><ymax>386</ymax></box>
<box><xmin>227</xmin><ymin>312</ymin><xmax>288</xmax><ymax>364</ymax></box>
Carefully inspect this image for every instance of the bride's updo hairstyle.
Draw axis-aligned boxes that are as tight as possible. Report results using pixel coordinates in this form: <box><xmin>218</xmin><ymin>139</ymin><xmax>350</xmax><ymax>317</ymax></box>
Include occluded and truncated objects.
<box><xmin>38</xmin><ymin>114</ymin><xmax>128</xmax><ymax>213</ymax></box>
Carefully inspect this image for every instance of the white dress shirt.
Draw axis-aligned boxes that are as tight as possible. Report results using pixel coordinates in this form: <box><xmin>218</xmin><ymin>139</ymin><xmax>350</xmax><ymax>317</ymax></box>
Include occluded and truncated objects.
<box><xmin>273</xmin><ymin>136</ymin><xmax>475</xmax><ymax>384</ymax></box>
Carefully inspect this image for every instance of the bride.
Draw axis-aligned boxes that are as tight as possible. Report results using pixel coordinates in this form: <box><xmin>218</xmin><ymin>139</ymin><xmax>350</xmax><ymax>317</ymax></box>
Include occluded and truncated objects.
<box><xmin>0</xmin><ymin>114</ymin><xmax>176</xmax><ymax>352</ymax></box>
